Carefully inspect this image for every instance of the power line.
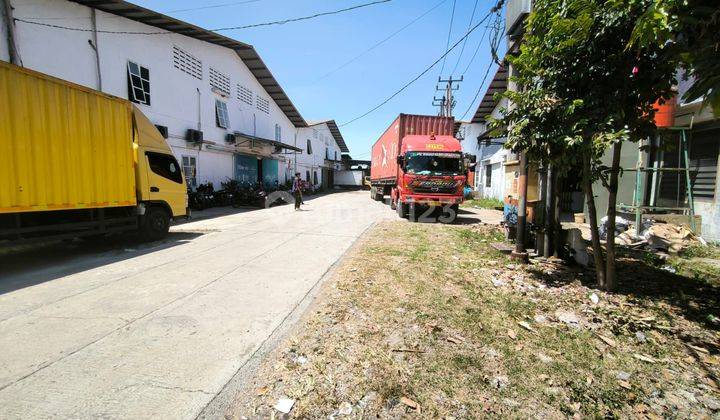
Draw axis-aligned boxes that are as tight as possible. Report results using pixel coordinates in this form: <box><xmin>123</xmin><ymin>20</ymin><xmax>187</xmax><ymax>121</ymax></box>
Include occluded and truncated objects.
<box><xmin>460</xmin><ymin>22</ymin><xmax>490</xmax><ymax>76</ymax></box>
<box><xmin>339</xmin><ymin>2</ymin><xmax>503</xmax><ymax>127</ymax></box>
<box><xmin>167</xmin><ymin>0</ymin><xmax>263</xmax><ymax>14</ymax></box>
<box><xmin>14</xmin><ymin>0</ymin><xmax>392</xmax><ymax>35</ymax></box>
<box><xmin>450</xmin><ymin>0</ymin><xmax>479</xmax><ymax>76</ymax></box>
<box><xmin>460</xmin><ymin>15</ymin><xmax>506</xmax><ymax>120</ymax></box>
<box><xmin>437</xmin><ymin>0</ymin><xmax>457</xmax><ymax>77</ymax></box>
<box><xmin>311</xmin><ymin>0</ymin><xmax>448</xmax><ymax>84</ymax></box>
<box><xmin>459</xmin><ymin>59</ymin><xmax>495</xmax><ymax>121</ymax></box>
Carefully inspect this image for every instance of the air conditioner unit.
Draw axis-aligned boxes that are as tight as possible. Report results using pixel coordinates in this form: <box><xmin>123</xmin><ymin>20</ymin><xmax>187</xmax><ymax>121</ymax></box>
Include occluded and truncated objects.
<box><xmin>154</xmin><ymin>125</ymin><xmax>169</xmax><ymax>139</ymax></box>
<box><xmin>225</xmin><ymin>133</ymin><xmax>237</xmax><ymax>144</ymax></box>
<box><xmin>186</xmin><ymin>129</ymin><xmax>203</xmax><ymax>143</ymax></box>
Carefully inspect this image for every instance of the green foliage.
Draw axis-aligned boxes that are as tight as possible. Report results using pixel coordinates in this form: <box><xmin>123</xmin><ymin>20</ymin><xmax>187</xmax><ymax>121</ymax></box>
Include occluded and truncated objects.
<box><xmin>625</xmin><ymin>0</ymin><xmax>720</xmax><ymax>113</ymax></box>
<box><xmin>491</xmin><ymin>0</ymin><xmax>677</xmax><ymax>183</ymax></box>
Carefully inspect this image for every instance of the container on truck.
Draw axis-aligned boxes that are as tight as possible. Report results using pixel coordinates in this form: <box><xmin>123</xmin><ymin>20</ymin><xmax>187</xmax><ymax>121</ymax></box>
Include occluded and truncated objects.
<box><xmin>369</xmin><ymin>114</ymin><xmax>474</xmax><ymax>223</ymax></box>
<box><xmin>0</xmin><ymin>62</ymin><xmax>188</xmax><ymax>244</ymax></box>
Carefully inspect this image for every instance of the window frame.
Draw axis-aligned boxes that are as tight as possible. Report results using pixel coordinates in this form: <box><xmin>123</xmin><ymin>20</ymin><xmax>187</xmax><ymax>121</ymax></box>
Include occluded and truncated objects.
<box><xmin>182</xmin><ymin>155</ymin><xmax>197</xmax><ymax>188</ymax></box>
<box><xmin>306</xmin><ymin>139</ymin><xmax>312</xmax><ymax>155</ymax></box>
<box><xmin>215</xmin><ymin>99</ymin><xmax>230</xmax><ymax>129</ymax></box>
<box><xmin>127</xmin><ymin>61</ymin><xmax>151</xmax><ymax>106</ymax></box>
<box><xmin>485</xmin><ymin>164</ymin><xmax>492</xmax><ymax>188</ymax></box>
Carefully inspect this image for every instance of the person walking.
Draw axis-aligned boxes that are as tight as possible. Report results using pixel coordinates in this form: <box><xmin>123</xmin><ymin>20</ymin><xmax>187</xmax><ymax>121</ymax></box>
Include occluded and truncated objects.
<box><xmin>292</xmin><ymin>172</ymin><xmax>303</xmax><ymax>211</ymax></box>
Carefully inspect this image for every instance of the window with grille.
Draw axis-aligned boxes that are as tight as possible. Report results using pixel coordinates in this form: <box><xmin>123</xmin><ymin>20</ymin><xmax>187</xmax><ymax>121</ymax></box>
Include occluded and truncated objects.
<box><xmin>127</xmin><ymin>61</ymin><xmax>150</xmax><ymax>105</ymax></box>
<box><xmin>275</xmin><ymin>124</ymin><xmax>282</xmax><ymax>141</ymax></box>
<box><xmin>209</xmin><ymin>68</ymin><xmax>230</xmax><ymax>95</ymax></box>
<box><xmin>172</xmin><ymin>46</ymin><xmax>202</xmax><ymax>80</ymax></box>
<box><xmin>237</xmin><ymin>85</ymin><xmax>253</xmax><ymax>105</ymax></box>
<box><xmin>485</xmin><ymin>164</ymin><xmax>492</xmax><ymax>188</ymax></box>
<box><xmin>215</xmin><ymin>100</ymin><xmax>229</xmax><ymax>129</ymax></box>
<box><xmin>182</xmin><ymin>156</ymin><xmax>197</xmax><ymax>187</ymax></box>
<box><xmin>256</xmin><ymin>96</ymin><xmax>270</xmax><ymax>114</ymax></box>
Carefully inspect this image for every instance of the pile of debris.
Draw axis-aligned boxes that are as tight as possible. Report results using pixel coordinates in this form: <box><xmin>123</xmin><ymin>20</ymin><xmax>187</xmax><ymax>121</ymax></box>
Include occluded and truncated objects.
<box><xmin>600</xmin><ymin>216</ymin><xmax>704</xmax><ymax>254</ymax></box>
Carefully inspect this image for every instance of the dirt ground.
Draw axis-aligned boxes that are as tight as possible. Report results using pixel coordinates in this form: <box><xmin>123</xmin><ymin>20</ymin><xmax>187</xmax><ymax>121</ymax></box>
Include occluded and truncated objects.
<box><xmin>225</xmin><ymin>221</ymin><xmax>720</xmax><ymax>419</ymax></box>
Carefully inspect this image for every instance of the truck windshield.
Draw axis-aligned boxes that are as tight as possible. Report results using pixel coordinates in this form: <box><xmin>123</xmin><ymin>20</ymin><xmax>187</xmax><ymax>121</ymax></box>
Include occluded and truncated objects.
<box><xmin>405</xmin><ymin>152</ymin><xmax>463</xmax><ymax>176</ymax></box>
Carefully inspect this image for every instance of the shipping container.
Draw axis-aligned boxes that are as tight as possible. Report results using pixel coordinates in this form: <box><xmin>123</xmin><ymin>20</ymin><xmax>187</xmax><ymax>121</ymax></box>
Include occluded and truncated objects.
<box><xmin>0</xmin><ymin>62</ymin><xmax>187</xmax><ymax>243</ymax></box>
<box><xmin>370</xmin><ymin>114</ymin><xmax>454</xmax><ymax>182</ymax></box>
<box><xmin>0</xmin><ymin>62</ymin><xmax>136</xmax><ymax>214</ymax></box>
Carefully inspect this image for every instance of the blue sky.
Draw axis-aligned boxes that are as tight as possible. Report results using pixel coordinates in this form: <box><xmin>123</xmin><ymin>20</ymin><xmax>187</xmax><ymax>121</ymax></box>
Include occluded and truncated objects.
<box><xmin>133</xmin><ymin>0</ymin><xmax>502</xmax><ymax>158</ymax></box>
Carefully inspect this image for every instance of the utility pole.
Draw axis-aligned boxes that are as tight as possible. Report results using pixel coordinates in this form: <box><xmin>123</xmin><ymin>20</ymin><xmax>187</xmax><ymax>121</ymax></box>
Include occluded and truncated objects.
<box><xmin>432</xmin><ymin>76</ymin><xmax>462</xmax><ymax>117</ymax></box>
<box><xmin>1</xmin><ymin>0</ymin><xmax>20</xmax><ymax>65</ymax></box>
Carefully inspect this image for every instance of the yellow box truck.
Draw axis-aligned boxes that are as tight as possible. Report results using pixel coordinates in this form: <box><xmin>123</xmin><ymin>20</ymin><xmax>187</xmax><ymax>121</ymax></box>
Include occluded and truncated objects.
<box><xmin>0</xmin><ymin>61</ymin><xmax>188</xmax><ymax>244</ymax></box>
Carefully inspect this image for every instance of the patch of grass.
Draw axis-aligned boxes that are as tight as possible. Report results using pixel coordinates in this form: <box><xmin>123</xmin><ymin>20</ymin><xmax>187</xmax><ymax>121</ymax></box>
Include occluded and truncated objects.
<box><xmin>461</xmin><ymin>197</ymin><xmax>504</xmax><ymax>209</ymax></box>
<box><xmin>229</xmin><ymin>221</ymin><xmax>720</xmax><ymax>419</ymax></box>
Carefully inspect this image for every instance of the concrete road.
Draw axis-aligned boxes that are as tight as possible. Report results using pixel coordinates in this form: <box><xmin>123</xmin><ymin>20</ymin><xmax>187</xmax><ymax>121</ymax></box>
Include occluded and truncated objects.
<box><xmin>0</xmin><ymin>191</ymin><xmax>393</xmax><ymax>419</ymax></box>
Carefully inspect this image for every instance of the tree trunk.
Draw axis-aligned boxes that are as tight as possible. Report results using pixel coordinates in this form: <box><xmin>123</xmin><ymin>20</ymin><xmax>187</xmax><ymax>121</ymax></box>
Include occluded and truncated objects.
<box><xmin>537</xmin><ymin>165</ymin><xmax>548</xmax><ymax>256</ymax></box>
<box><xmin>604</xmin><ymin>141</ymin><xmax>623</xmax><ymax>291</ymax></box>
<box><xmin>552</xmin><ymin>172</ymin><xmax>562</xmax><ymax>258</ymax></box>
<box><xmin>582</xmin><ymin>152</ymin><xmax>606</xmax><ymax>287</ymax></box>
<box><xmin>545</xmin><ymin>165</ymin><xmax>555</xmax><ymax>258</ymax></box>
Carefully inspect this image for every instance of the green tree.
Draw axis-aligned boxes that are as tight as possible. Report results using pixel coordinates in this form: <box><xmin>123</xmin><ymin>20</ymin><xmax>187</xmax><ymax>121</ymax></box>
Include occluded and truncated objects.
<box><xmin>493</xmin><ymin>0</ymin><xmax>677</xmax><ymax>290</ymax></box>
<box><xmin>625</xmin><ymin>0</ymin><xmax>720</xmax><ymax>112</ymax></box>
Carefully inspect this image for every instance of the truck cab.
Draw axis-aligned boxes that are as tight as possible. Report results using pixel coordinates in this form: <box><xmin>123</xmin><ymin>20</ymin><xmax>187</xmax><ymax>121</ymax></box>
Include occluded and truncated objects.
<box><xmin>393</xmin><ymin>134</ymin><xmax>472</xmax><ymax>223</ymax></box>
<box><xmin>132</xmin><ymin>107</ymin><xmax>188</xmax><ymax>239</ymax></box>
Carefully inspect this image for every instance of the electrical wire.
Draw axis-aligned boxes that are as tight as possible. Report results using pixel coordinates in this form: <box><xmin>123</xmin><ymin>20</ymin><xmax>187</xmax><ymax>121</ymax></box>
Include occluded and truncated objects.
<box><xmin>450</xmin><ymin>0</ymin><xmax>479</xmax><ymax>77</ymax></box>
<box><xmin>459</xmin><ymin>15</ymin><xmax>505</xmax><ymax>120</ymax></box>
<box><xmin>460</xmin><ymin>22</ymin><xmax>490</xmax><ymax>76</ymax></box>
<box><xmin>311</xmin><ymin>0</ymin><xmax>448</xmax><ymax>84</ymax></box>
<box><xmin>339</xmin><ymin>4</ymin><xmax>499</xmax><ymax>127</ymax></box>
<box><xmin>167</xmin><ymin>0</ymin><xmax>263</xmax><ymax>14</ymax></box>
<box><xmin>437</xmin><ymin>0</ymin><xmax>457</xmax><ymax>78</ymax></box>
<box><xmin>14</xmin><ymin>0</ymin><xmax>392</xmax><ymax>34</ymax></box>
<box><xmin>459</xmin><ymin>58</ymin><xmax>495</xmax><ymax>121</ymax></box>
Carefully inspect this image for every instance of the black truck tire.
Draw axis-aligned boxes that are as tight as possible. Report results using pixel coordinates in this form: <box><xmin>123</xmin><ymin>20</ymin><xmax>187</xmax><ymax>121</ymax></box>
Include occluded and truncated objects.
<box><xmin>140</xmin><ymin>206</ymin><xmax>170</xmax><ymax>241</ymax></box>
<box><xmin>396</xmin><ymin>200</ymin><xmax>407</xmax><ymax>219</ymax></box>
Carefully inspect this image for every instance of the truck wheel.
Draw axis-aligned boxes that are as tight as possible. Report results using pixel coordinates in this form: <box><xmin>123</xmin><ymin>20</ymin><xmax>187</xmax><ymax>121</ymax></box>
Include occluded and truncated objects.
<box><xmin>407</xmin><ymin>203</ymin><xmax>418</xmax><ymax>222</ymax></box>
<box><xmin>140</xmin><ymin>206</ymin><xmax>170</xmax><ymax>241</ymax></box>
<box><xmin>439</xmin><ymin>204</ymin><xmax>459</xmax><ymax>224</ymax></box>
<box><xmin>396</xmin><ymin>200</ymin><xmax>407</xmax><ymax>219</ymax></box>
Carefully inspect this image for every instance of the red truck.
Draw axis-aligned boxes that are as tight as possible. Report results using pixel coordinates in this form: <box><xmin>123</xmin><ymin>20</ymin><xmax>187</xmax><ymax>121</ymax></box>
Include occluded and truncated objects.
<box><xmin>370</xmin><ymin>114</ymin><xmax>474</xmax><ymax>223</ymax></box>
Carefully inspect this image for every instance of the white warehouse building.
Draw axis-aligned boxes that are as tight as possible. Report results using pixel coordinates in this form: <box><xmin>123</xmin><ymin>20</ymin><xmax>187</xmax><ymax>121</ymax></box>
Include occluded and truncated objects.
<box><xmin>0</xmin><ymin>0</ymin><xmax>349</xmax><ymax>190</ymax></box>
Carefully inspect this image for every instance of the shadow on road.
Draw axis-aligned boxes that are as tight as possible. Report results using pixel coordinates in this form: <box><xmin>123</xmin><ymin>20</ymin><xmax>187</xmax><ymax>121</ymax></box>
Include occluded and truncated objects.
<box><xmin>0</xmin><ymin>231</ymin><xmax>203</xmax><ymax>296</ymax></box>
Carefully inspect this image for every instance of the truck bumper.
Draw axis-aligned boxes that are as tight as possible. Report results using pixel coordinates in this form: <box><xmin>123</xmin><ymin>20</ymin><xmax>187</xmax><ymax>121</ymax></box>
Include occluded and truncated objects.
<box><xmin>401</xmin><ymin>194</ymin><xmax>463</xmax><ymax>206</ymax></box>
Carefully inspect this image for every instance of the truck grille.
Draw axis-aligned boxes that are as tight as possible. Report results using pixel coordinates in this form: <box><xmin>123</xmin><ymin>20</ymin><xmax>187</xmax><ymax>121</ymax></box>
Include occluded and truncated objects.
<box><xmin>409</xmin><ymin>180</ymin><xmax>457</xmax><ymax>194</ymax></box>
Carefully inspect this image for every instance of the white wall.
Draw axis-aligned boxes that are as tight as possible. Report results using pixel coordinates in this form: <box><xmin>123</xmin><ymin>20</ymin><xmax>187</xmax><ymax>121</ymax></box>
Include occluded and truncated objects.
<box><xmin>293</xmin><ymin>122</ymin><xmax>343</xmax><ymax>185</ymax></box>
<box><xmin>4</xmin><ymin>0</ymin><xmax>298</xmax><ymax>188</ymax></box>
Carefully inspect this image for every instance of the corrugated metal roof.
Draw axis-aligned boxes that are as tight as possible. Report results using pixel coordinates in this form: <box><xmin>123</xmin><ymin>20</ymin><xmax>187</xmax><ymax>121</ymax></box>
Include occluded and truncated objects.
<box><xmin>233</xmin><ymin>132</ymin><xmax>303</xmax><ymax>153</ymax></box>
<box><xmin>308</xmin><ymin>120</ymin><xmax>349</xmax><ymax>153</ymax></box>
<box><xmin>471</xmin><ymin>65</ymin><xmax>508</xmax><ymax>123</ymax></box>
<box><xmin>69</xmin><ymin>0</ymin><xmax>308</xmax><ymax>127</ymax></box>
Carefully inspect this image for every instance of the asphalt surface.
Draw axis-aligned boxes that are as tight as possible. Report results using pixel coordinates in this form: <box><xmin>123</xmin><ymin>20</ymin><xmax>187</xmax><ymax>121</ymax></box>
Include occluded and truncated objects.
<box><xmin>0</xmin><ymin>191</ymin><xmax>394</xmax><ymax>419</ymax></box>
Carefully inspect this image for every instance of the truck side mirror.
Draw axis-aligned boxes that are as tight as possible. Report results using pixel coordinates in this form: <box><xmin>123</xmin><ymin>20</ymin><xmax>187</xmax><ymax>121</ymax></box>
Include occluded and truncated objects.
<box><xmin>465</xmin><ymin>153</ymin><xmax>477</xmax><ymax>164</ymax></box>
<box><xmin>396</xmin><ymin>155</ymin><xmax>404</xmax><ymax>166</ymax></box>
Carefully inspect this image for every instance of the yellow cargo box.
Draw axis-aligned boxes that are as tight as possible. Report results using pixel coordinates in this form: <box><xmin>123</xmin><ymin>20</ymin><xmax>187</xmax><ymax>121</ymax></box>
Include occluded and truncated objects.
<box><xmin>0</xmin><ymin>61</ymin><xmax>137</xmax><ymax>214</ymax></box>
